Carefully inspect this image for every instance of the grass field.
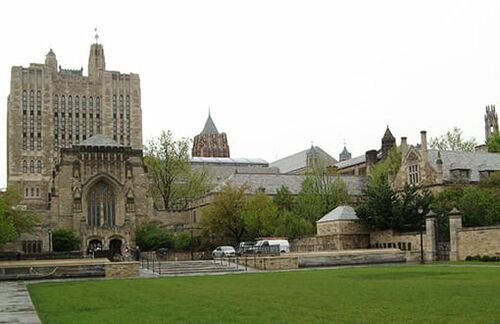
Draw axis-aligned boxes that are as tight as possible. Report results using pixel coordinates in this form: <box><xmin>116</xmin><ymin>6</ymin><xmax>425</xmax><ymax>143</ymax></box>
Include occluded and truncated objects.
<box><xmin>28</xmin><ymin>266</ymin><xmax>500</xmax><ymax>323</ymax></box>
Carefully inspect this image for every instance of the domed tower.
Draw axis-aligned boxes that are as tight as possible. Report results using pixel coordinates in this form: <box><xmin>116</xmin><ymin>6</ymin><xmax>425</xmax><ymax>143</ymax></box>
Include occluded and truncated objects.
<box><xmin>485</xmin><ymin>105</ymin><xmax>499</xmax><ymax>141</ymax></box>
<box><xmin>192</xmin><ymin>111</ymin><xmax>230</xmax><ymax>158</ymax></box>
<box><xmin>381</xmin><ymin>126</ymin><xmax>396</xmax><ymax>159</ymax></box>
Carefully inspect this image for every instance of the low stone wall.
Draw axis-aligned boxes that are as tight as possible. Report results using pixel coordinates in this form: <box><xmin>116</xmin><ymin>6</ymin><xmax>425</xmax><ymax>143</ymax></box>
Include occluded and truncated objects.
<box><xmin>296</xmin><ymin>249</ymin><xmax>406</xmax><ymax>267</ymax></box>
<box><xmin>291</xmin><ymin>234</ymin><xmax>370</xmax><ymax>253</ymax></box>
<box><xmin>235</xmin><ymin>256</ymin><xmax>299</xmax><ymax>270</ymax></box>
<box><xmin>369</xmin><ymin>230</ymin><xmax>426</xmax><ymax>262</ymax></box>
<box><xmin>457</xmin><ymin>226</ymin><xmax>500</xmax><ymax>260</ymax></box>
<box><xmin>104</xmin><ymin>261</ymin><xmax>140</xmax><ymax>278</ymax></box>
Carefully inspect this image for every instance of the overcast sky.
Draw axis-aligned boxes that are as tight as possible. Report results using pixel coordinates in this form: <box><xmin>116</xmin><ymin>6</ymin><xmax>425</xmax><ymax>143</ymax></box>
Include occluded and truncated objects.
<box><xmin>1</xmin><ymin>0</ymin><xmax>500</xmax><ymax>187</ymax></box>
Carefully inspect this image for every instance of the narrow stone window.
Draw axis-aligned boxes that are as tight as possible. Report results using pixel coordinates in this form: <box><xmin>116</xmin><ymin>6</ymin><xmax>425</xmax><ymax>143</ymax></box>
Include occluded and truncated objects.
<box><xmin>30</xmin><ymin>160</ymin><xmax>35</xmax><ymax>173</ymax></box>
<box><xmin>408</xmin><ymin>164</ymin><xmax>420</xmax><ymax>185</ymax></box>
<box><xmin>37</xmin><ymin>160</ymin><xmax>42</xmax><ymax>173</ymax></box>
<box><xmin>22</xmin><ymin>160</ymin><xmax>27</xmax><ymax>173</ymax></box>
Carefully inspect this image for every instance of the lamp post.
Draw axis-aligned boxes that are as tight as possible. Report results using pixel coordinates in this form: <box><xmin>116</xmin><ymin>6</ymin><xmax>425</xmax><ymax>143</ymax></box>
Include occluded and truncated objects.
<box><xmin>47</xmin><ymin>228</ymin><xmax>52</xmax><ymax>255</ymax></box>
<box><xmin>417</xmin><ymin>207</ymin><xmax>424</xmax><ymax>264</ymax></box>
<box><xmin>190</xmin><ymin>227</ymin><xmax>194</xmax><ymax>261</ymax></box>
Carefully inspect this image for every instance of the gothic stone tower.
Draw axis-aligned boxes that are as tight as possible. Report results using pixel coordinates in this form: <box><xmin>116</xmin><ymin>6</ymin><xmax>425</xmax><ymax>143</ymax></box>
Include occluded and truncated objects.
<box><xmin>6</xmin><ymin>39</ymin><xmax>146</xmax><ymax>251</ymax></box>
<box><xmin>7</xmin><ymin>41</ymin><xmax>142</xmax><ymax>210</ymax></box>
<box><xmin>192</xmin><ymin>112</ymin><xmax>230</xmax><ymax>158</ymax></box>
<box><xmin>485</xmin><ymin>105</ymin><xmax>499</xmax><ymax>141</ymax></box>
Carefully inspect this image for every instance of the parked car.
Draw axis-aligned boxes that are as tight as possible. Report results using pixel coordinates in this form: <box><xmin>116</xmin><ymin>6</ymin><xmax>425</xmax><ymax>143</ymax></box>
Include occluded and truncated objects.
<box><xmin>254</xmin><ymin>239</ymin><xmax>290</xmax><ymax>254</ymax></box>
<box><xmin>236</xmin><ymin>242</ymin><xmax>255</xmax><ymax>256</ymax></box>
<box><xmin>212</xmin><ymin>246</ymin><xmax>236</xmax><ymax>258</ymax></box>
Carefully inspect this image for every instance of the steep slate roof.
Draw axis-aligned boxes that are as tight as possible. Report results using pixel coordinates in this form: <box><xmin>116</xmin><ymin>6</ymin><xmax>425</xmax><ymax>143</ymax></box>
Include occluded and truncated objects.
<box><xmin>77</xmin><ymin>134</ymin><xmax>122</xmax><ymax>147</ymax></box>
<box><xmin>334</xmin><ymin>154</ymin><xmax>366</xmax><ymax>169</ymax></box>
<box><xmin>200</xmin><ymin>114</ymin><xmax>219</xmax><ymax>135</ymax></box>
<box><xmin>316</xmin><ymin>205</ymin><xmax>359</xmax><ymax>223</ymax></box>
<box><xmin>270</xmin><ymin>146</ymin><xmax>337</xmax><ymax>174</ymax></box>
<box><xmin>426</xmin><ymin>149</ymin><xmax>500</xmax><ymax>182</ymax></box>
<box><xmin>215</xmin><ymin>173</ymin><xmax>367</xmax><ymax>196</ymax></box>
<box><xmin>190</xmin><ymin>157</ymin><xmax>268</xmax><ymax>166</ymax></box>
<box><xmin>382</xmin><ymin>127</ymin><xmax>395</xmax><ymax>142</ymax></box>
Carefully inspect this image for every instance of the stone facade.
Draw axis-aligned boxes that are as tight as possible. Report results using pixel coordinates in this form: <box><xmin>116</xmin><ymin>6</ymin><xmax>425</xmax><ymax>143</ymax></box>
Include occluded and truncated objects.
<box><xmin>291</xmin><ymin>234</ymin><xmax>370</xmax><ymax>253</ymax></box>
<box><xmin>6</xmin><ymin>41</ymin><xmax>149</xmax><ymax>252</ymax></box>
<box><xmin>393</xmin><ymin>129</ymin><xmax>500</xmax><ymax>192</ymax></box>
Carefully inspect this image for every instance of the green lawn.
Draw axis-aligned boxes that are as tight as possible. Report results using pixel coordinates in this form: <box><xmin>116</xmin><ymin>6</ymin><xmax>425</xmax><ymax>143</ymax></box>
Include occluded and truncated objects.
<box><xmin>28</xmin><ymin>266</ymin><xmax>500</xmax><ymax>324</ymax></box>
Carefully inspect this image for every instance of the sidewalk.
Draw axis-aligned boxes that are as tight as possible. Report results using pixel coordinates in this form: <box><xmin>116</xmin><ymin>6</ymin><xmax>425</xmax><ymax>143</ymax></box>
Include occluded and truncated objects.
<box><xmin>0</xmin><ymin>281</ymin><xmax>40</xmax><ymax>323</ymax></box>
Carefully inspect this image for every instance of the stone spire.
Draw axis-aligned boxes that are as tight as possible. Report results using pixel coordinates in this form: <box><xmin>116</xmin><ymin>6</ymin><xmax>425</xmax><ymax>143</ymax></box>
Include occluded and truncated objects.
<box><xmin>381</xmin><ymin>126</ymin><xmax>396</xmax><ymax>158</ymax></box>
<box><xmin>339</xmin><ymin>145</ymin><xmax>352</xmax><ymax>162</ymax></box>
<box><xmin>201</xmin><ymin>110</ymin><xmax>219</xmax><ymax>135</ymax></box>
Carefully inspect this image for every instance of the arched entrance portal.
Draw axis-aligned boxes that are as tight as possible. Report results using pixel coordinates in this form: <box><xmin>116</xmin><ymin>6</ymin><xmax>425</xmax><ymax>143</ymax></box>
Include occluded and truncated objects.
<box><xmin>87</xmin><ymin>181</ymin><xmax>116</xmax><ymax>227</ymax></box>
<box><xmin>109</xmin><ymin>238</ymin><xmax>123</xmax><ymax>255</ymax></box>
<box><xmin>88</xmin><ymin>239</ymin><xmax>103</xmax><ymax>250</ymax></box>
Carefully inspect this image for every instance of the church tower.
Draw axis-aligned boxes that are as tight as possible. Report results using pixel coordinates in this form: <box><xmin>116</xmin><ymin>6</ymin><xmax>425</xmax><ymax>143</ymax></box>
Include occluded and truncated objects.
<box><xmin>192</xmin><ymin>111</ymin><xmax>230</xmax><ymax>158</ymax></box>
<box><xmin>381</xmin><ymin>126</ymin><xmax>396</xmax><ymax>159</ymax></box>
<box><xmin>88</xmin><ymin>32</ymin><xmax>105</xmax><ymax>79</ymax></box>
<box><xmin>485</xmin><ymin>105</ymin><xmax>499</xmax><ymax>141</ymax></box>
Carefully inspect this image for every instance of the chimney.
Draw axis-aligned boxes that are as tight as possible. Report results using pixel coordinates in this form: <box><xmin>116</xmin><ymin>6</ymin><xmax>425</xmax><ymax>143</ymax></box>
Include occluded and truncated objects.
<box><xmin>365</xmin><ymin>150</ymin><xmax>378</xmax><ymax>175</ymax></box>
<box><xmin>420</xmin><ymin>131</ymin><xmax>427</xmax><ymax>151</ymax></box>
<box><xmin>400</xmin><ymin>137</ymin><xmax>408</xmax><ymax>157</ymax></box>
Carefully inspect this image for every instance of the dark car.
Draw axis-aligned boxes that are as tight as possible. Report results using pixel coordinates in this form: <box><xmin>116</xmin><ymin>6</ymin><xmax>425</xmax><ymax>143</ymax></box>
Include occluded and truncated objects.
<box><xmin>236</xmin><ymin>242</ymin><xmax>255</xmax><ymax>256</ymax></box>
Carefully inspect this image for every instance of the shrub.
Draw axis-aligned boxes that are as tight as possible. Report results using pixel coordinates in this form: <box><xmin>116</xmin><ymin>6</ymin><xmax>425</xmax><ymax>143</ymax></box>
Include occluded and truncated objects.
<box><xmin>173</xmin><ymin>231</ymin><xmax>192</xmax><ymax>251</ymax></box>
<box><xmin>52</xmin><ymin>229</ymin><xmax>80</xmax><ymax>252</ymax></box>
<box><xmin>135</xmin><ymin>222</ymin><xmax>172</xmax><ymax>251</ymax></box>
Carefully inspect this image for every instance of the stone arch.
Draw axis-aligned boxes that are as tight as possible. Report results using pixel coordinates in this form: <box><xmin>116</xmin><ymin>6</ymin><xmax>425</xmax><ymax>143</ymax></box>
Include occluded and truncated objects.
<box><xmin>86</xmin><ymin>180</ymin><xmax>116</xmax><ymax>227</ymax></box>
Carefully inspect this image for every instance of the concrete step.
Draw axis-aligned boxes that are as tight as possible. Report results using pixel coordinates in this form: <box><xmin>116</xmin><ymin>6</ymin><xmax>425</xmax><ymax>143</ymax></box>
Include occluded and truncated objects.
<box><xmin>156</xmin><ymin>268</ymin><xmax>244</xmax><ymax>275</ymax></box>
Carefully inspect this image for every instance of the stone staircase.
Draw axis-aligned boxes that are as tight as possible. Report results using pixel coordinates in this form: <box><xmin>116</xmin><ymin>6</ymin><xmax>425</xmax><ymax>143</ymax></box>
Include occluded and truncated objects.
<box><xmin>151</xmin><ymin>260</ymin><xmax>244</xmax><ymax>276</ymax></box>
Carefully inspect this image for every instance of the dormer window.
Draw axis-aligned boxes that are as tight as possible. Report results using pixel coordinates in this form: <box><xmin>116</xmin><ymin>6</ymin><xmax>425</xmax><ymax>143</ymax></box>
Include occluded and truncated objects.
<box><xmin>450</xmin><ymin>169</ymin><xmax>471</xmax><ymax>183</ymax></box>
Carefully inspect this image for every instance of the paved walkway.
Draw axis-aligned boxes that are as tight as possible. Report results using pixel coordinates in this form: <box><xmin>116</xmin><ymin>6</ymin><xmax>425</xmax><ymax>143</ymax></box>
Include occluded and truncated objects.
<box><xmin>0</xmin><ymin>281</ymin><xmax>40</xmax><ymax>324</ymax></box>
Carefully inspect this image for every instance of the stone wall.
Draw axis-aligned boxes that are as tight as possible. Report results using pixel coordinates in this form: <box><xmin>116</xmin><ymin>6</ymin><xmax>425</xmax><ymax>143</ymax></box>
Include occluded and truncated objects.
<box><xmin>291</xmin><ymin>234</ymin><xmax>369</xmax><ymax>253</ymax></box>
<box><xmin>235</xmin><ymin>256</ymin><xmax>298</xmax><ymax>270</ymax></box>
<box><xmin>104</xmin><ymin>261</ymin><xmax>140</xmax><ymax>278</ymax></box>
<box><xmin>456</xmin><ymin>226</ymin><xmax>500</xmax><ymax>260</ymax></box>
<box><xmin>369</xmin><ymin>230</ymin><xmax>427</xmax><ymax>262</ymax></box>
<box><xmin>317</xmin><ymin>220</ymin><xmax>366</xmax><ymax>235</ymax></box>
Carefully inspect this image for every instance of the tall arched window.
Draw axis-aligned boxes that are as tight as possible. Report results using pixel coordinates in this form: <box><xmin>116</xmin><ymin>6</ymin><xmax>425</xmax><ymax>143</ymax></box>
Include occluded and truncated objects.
<box><xmin>37</xmin><ymin>160</ymin><xmax>42</xmax><ymax>173</ymax></box>
<box><xmin>22</xmin><ymin>160</ymin><xmax>27</xmax><ymax>173</ymax></box>
<box><xmin>29</xmin><ymin>160</ymin><xmax>35</xmax><ymax>173</ymax></box>
<box><xmin>87</xmin><ymin>181</ymin><xmax>116</xmax><ymax>227</ymax></box>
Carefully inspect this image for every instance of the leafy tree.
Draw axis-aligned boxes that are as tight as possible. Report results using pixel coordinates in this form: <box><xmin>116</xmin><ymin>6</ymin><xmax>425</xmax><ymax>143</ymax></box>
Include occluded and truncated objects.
<box><xmin>459</xmin><ymin>186</ymin><xmax>500</xmax><ymax>227</ymax></box>
<box><xmin>201</xmin><ymin>184</ymin><xmax>249</xmax><ymax>246</ymax></box>
<box><xmin>52</xmin><ymin>229</ymin><xmax>80</xmax><ymax>252</ymax></box>
<box><xmin>0</xmin><ymin>185</ymin><xmax>38</xmax><ymax>248</ymax></box>
<box><xmin>392</xmin><ymin>184</ymin><xmax>433</xmax><ymax>231</ymax></box>
<box><xmin>273</xmin><ymin>185</ymin><xmax>295</xmax><ymax>212</ymax></box>
<box><xmin>370</xmin><ymin>146</ymin><xmax>401</xmax><ymax>185</ymax></box>
<box><xmin>479</xmin><ymin>171</ymin><xmax>500</xmax><ymax>189</ymax></box>
<box><xmin>429</xmin><ymin>127</ymin><xmax>478</xmax><ymax>151</ymax></box>
<box><xmin>294</xmin><ymin>162</ymin><xmax>350</xmax><ymax>224</ymax></box>
<box><xmin>356</xmin><ymin>173</ymin><xmax>397</xmax><ymax>230</ymax></box>
<box><xmin>173</xmin><ymin>231</ymin><xmax>193</xmax><ymax>251</ymax></box>
<box><xmin>357</xmin><ymin>172</ymin><xmax>432</xmax><ymax>231</ymax></box>
<box><xmin>242</xmin><ymin>192</ymin><xmax>279</xmax><ymax>239</ymax></box>
<box><xmin>135</xmin><ymin>222</ymin><xmax>173</xmax><ymax>251</ymax></box>
<box><xmin>144</xmin><ymin>130</ymin><xmax>212</xmax><ymax>211</ymax></box>
<box><xmin>486</xmin><ymin>133</ymin><xmax>500</xmax><ymax>153</ymax></box>
<box><xmin>274</xmin><ymin>210</ymin><xmax>314</xmax><ymax>239</ymax></box>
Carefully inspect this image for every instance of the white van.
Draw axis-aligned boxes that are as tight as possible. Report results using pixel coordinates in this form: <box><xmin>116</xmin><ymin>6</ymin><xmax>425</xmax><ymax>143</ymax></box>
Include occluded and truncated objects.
<box><xmin>255</xmin><ymin>239</ymin><xmax>290</xmax><ymax>253</ymax></box>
